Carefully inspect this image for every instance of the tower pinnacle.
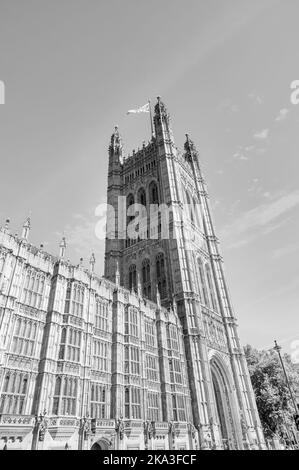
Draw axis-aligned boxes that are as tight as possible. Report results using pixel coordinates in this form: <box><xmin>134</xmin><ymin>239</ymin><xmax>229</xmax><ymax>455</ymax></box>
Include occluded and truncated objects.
<box><xmin>22</xmin><ymin>216</ymin><xmax>31</xmax><ymax>240</ymax></box>
<box><xmin>109</xmin><ymin>125</ymin><xmax>122</xmax><ymax>157</ymax></box>
<box><xmin>59</xmin><ymin>236</ymin><xmax>67</xmax><ymax>259</ymax></box>
<box><xmin>90</xmin><ymin>253</ymin><xmax>96</xmax><ymax>272</ymax></box>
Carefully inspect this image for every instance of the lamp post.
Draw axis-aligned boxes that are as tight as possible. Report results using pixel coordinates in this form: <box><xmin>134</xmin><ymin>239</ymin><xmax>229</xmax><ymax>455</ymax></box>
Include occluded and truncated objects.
<box><xmin>273</xmin><ymin>340</ymin><xmax>298</xmax><ymax>446</ymax></box>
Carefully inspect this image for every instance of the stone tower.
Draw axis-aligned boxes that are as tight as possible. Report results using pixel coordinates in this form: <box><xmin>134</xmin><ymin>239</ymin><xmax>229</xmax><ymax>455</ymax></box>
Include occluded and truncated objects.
<box><xmin>104</xmin><ymin>97</ymin><xmax>265</xmax><ymax>449</ymax></box>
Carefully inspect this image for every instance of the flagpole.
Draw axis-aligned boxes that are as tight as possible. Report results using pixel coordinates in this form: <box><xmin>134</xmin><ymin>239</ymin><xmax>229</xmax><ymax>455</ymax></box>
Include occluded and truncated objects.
<box><xmin>148</xmin><ymin>99</ymin><xmax>154</xmax><ymax>137</ymax></box>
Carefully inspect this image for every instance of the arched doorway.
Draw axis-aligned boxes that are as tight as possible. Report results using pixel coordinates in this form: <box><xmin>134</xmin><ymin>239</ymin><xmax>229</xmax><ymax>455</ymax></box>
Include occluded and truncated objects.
<box><xmin>91</xmin><ymin>442</ymin><xmax>104</xmax><ymax>450</ymax></box>
<box><xmin>90</xmin><ymin>438</ymin><xmax>112</xmax><ymax>450</ymax></box>
<box><xmin>212</xmin><ymin>370</ymin><xmax>229</xmax><ymax>447</ymax></box>
<box><xmin>210</xmin><ymin>357</ymin><xmax>237</xmax><ymax>449</ymax></box>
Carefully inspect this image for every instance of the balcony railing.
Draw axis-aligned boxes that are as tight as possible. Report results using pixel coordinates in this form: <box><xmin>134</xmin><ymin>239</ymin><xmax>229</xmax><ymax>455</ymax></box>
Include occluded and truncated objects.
<box><xmin>0</xmin><ymin>414</ymin><xmax>35</xmax><ymax>426</ymax></box>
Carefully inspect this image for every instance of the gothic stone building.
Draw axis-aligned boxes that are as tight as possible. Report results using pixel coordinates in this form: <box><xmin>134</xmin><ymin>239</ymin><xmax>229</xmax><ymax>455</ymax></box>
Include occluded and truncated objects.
<box><xmin>0</xmin><ymin>98</ymin><xmax>265</xmax><ymax>450</ymax></box>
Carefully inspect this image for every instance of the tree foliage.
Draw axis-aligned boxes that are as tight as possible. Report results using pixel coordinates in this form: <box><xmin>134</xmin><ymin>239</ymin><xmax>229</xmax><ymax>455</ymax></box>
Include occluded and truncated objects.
<box><xmin>244</xmin><ymin>344</ymin><xmax>299</xmax><ymax>439</ymax></box>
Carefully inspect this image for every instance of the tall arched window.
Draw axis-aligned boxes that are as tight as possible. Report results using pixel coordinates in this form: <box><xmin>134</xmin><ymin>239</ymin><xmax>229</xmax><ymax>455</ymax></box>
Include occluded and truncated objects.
<box><xmin>90</xmin><ymin>383</ymin><xmax>108</xmax><ymax>419</ymax></box>
<box><xmin>193</xmin><ymin>196</ymin><xmax>200</xmax><ymax>227</ymax></box>
<box><xmin>52</xmin><ymin>376</ymin><xmax>61</xmax><ymax>415</ymax></box>
<box><xmin>0</xmin><ymin>255</ymin><xmax>5</xmax><ymax>275</ymax></box>
<box><xmin>185</xmin><ymin>190</ymin><xmax>194</xmax><ymax>223</ymax></box>
<box><xmin>142</xmin><ymin>259</ymin><xmax>151</xmax><ymax>299</ymax></box>
<box><xmin>149</xmin><ymin>181</ymin><xmax>159</xmax><ymax>204</ymax></box>
<box><xmin>11</xmin><ymin>318</ymin><xmax>37</xmax><ymax>357</ymax></box>
<box><xmin>156</xmin><ymin>253</ymin><xmax>167</xmax><ymax>299</ymax></box>
<box><xmin>127</xmin><ymin>194</ymin><xmax>135</xmax><ymax>219</ymax></box>
<box><xmin>59</xmin><ymin>327</ymin><xmax>66</xmax><ymax>360</ymax></box>
<box><xmin>137</xmin><ymin>187</ymin><xmax>146</xmax><ymax>207</ymax></box>
<box><xmin>61</xmin><ymin>377</ymin><xmax>77</xmax><ymax>416</ymax></box>
<box><xmin>0</xmin><ymin>371</ymin><xmax>28</xmax><ymax>414</ymax></box>
<box><xmin>137</xmin><ymin>187</ymin><xmax>148</xmax><ymax>240</ymax></box>
<box><xmin>71</xmin><ymin>283</ymin><xmax>84</xmax><ymax>317</ymax></box>
<box><xmin>64</xmin><ymin>282</ymin><xmax>71</xmax><ymax>313</ymax></box>
<box><xmin>126</xmin><ymin>194</ymin><xmax>135</xmax><ymax>247</ymax></box>
<box><xmin>54</xmin><ymin>376</ymin><xmax>61</xmax><ymax>396</ymax></box>
<box><xmin>198</xmin><ymin>259</ymin><xmax>210</xmax><ymax>307</ymax></box>
<box><xmin>129</xmin><ymin>264</ymin><xmax>137</xmax><ymax>292</ymax></box>
<box><xmin>205</xmin><ymin>264</ymin><xmax>218</xmax><ymax>311</ymax></box>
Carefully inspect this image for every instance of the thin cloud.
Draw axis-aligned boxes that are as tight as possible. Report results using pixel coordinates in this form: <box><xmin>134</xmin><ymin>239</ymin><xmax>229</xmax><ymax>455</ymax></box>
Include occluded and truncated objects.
<box><xmin>253</xmin><ymin>128</ymin><xmax>269</xmax><ymax>140</ymax></box>
<box><xmin>248</xmin><ymin>178</ymin><xmax>261</xmax><ymax>194</ymax></box>
<box><xmin>275</xmin><ymin>108</ymin><xmax>289</xmax><ymax>122</ymax></box>
<box><xmin>221</xmin><ymin>190</ymin><xmax>299</xmax><ymax>248</ymax></box>
<box><xmin>248</xmin><ymin>91</ymin><xmax>263</xmax><ymax>105</ymax></box>
<box><xmin>272</xmin><ymin>243</ymin><xmax>299</xmax><ymax>260</ymax></box>
<box><xmin>248</xmin><ymin>275</ymin><xmax>299</xmax><ymax>308</ymax></box>
<box><xmin>218</xmin><ymin>99</ymin><xmax>239</xmax><ymax>114</ymax></box>
<box><xmin>233</xmin><ymin>151</ymin><xmax>248</xmax><ymax>161</ymax></box>
<box><xmin>232</xmin><ymin>144</ymin><xmax>256</xmax><ymax>162</ymax></box>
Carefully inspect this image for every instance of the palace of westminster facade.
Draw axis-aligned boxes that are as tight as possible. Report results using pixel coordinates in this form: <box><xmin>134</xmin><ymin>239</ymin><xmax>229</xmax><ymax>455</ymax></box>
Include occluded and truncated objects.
<box><xmin>0</xmin><ymin>98</ymin><xmax>266</xmax><ymax>450</ymax></box>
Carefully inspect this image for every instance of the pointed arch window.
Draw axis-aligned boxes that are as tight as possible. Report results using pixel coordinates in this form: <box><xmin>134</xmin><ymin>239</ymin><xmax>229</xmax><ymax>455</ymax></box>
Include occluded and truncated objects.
<box><xmin>185</xmin><ymin>191</ymin><xmax>194</xmax><ymax>223</ymax></box>
<box><xmin>60</xmin><ymin>377</ymin><xmax>77</xmax><ymax>416</ymax></box>
<box><xmin>95</xmin><ymin>299</ymin><xmax>109</xmax><ymax>331</ymax></box>
<box><xmin>149</xmin><ymin>181</ymin><xmax>159</xmax><ymax>205</ymax></box>
<box><xmin>67</xmin><ymin>328</ymin><xmax>81</xmax><ymax>362</ymax></box>
<box><xmin>0</xmin><ymin>371</ymin><xmax>28</xmax><ymax>414</ymax></box>
<box><xmin>167</xmin><ymin>324</ymin><xmax>179</xmax><ymax>353</ymax></box>
<box><xmin>192</xmin><ymin>196</ymin><xmax>200</xmax><ymax>227</ymax></box>
<box><xmin>64</xmin><ymin>282</ymin><xmax>71</xmax><ymax>313</ymax></box>
<box><xmin>126</xmin><ymin>194</ymin><xmax>135</xmax><ymax>219</ymax></box>
<box><xmin>142</xmin><ymin>259</ymin><xmax>151</xmax><ymax>299</ymax></box>
<box><xmin>205</xmin><ymin>264</ymin><xmax>218</xmax><ymax>311</ymax></box>
<box><xmin>126</xmin><ymin>194</ymin><xmax>135</xmax><ymax>247</ymax></box>
<box><xmin>52</xmin><ymin>376</ymin><xmax>61</xmax><ymax>415</ymax></box>
<box><xmin>145</xmin><ymin>318</ymin><xmax>156</xmax><ymax>347</ymax></box>
<box><xmin>59</xmin><ymin>327</ymin><xmax>67</xmax><ymax>359</ymax></box>
<box><xmin>22</xmin><ymin>269</ymin><xmax>45</xmax><ymax>309</ymax></box>
<box><xmin>11</xmin><ymin>318</ymin><xmax>37</xmax><ymax>357</ymax></box>
<box><xmin>172</xmin><ymin>394</ymin><xmax>186</xmax><ymax>422</ymax></box>
<box><xmin>198</xmin><ymin>259</ymin><xmax>210</xmax><ymax>307</ymax></box>
<box><xmin>156</xmin><ymin>253</ymin><xmax>167</xmax><ymax>299</ymax></box>
<box><xmin>71</xmin><ymin>283</ymin><xmax>84</xmax><ymax>317</ymax></box>
<box><xmin>137</xmin><ymin>187</ymin><xmax>147</xmax><ymax>207</ymax></box>
<box><xmin>124</xmin><ymin>307</ymin><xmax>139</xmax><ymax>338</ymax></box>
<box><xmin>90</xmin><ymin>383</ymin><xmax>108</xmax><ymax>419</ymax></box>
<box><xmin>129</xmin><ymin>264</ymin><xmax>137</xmax><ymax>292</ymax></box>
<box><xmin>124</xmin><ymin>387</ymin><xmax>141</xmax><ymax>419</ymax></box>
<box><xmin>147</xmin><ymin>392</ymin><xmax>160</xmax><ymax>421</ymax></box>
<box><xmin>93</xmin><ymin>339</ymin><xmax>110</xmax><ymax>372</ymax></box>
<box><xmin>0</xmin><ymin>255</ymin><xmax>5</xmax><ymax>276</ymax></box>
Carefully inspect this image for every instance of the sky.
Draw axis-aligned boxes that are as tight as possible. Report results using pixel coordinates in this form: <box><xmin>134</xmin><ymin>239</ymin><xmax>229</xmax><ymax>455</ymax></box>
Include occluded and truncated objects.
<box><xmin>0</xmin><ymin>0</ymin><xmax>298</xmax><ymax>357</ymax></box>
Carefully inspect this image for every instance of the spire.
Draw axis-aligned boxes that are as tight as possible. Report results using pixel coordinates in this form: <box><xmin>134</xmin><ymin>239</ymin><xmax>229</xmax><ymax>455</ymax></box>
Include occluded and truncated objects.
<box><xmin>154</xmin><ymin>96</ymin><xmax>174</xmax><ymax>144</ymax></box>
<box><xmin>22</xmin><ymin>216</ymin><xmax>31</xmax><ymax>240</ymax></box>
<box><xmin>154</xmin><ymin>96</ymin><xmax>168</xmax><ymax>117</ymax></box>
<box><xmin>59</xmin><ymin>236</ymin><xmax>67</xmax><ymax>259</ymax></box>
<box><xmin>109</xmin><ymin>125</ymin><xmax>122</xmax><ymax>157</ymax></box>
<box><xmin>89</xmin><ymin>253</ymin><xmax>96</xmax><ymax>272</ymax></box>
<box><xmin>184</xmin><ymin>133</ymin><xmax>199</xmax><ymax>163</ymax></box>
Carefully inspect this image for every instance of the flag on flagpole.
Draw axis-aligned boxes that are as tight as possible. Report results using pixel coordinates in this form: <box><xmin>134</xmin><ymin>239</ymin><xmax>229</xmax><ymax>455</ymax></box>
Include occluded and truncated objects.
<box><xmin>127</xmin><ymin>102</ymin><xmax>150</xmax><ymax>114</ymax></box>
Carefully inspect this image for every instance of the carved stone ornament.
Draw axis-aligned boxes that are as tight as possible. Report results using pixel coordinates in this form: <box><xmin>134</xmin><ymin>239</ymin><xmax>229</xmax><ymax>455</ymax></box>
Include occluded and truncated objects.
<box><xmin>35</xmin><ymin>410</ymin><xmax>48</xmax><ymax>442</ymax></box>
<box><xmin>81</xmin><ymin>416</ymin><xmax>91</xmax><ymax>440</ymax></box>
<box><xmin>115</xmin><ymin>417</ymin><xmax>125</xmax><ymax>440</ymax></box>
